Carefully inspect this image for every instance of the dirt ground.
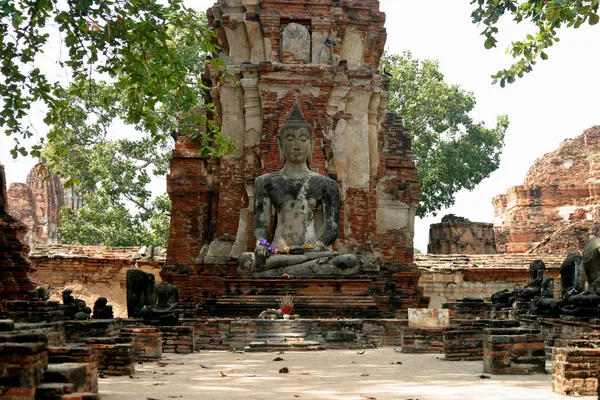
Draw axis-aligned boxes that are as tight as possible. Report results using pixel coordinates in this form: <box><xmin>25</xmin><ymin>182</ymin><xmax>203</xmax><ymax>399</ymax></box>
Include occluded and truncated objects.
<box><xmin>98</xmin><ymin>347</ymin><xmax>578</xmax><ymax>400</ymax></box>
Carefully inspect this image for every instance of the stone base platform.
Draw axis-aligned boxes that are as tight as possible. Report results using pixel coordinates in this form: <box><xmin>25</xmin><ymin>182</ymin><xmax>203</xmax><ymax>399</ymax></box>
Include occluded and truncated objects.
<box><xmin>160</xmin><ymin>326</ymin><xmax>193</xmax><ymax>354</ymax></box>
<box><xmin>1</xmin><ymin>300</ymin><xmax>63</xmax><ymax>323</ymax></box>
<box><xmin>552</xmin><ymin>340</ymin><xmax>600</xmax><ymax>396</ymax></box>
<box><xmin>400</xmin><ymin>327</ymin><xmax>444</xmax><ymax>353</ymax></box>
<box><xmin>483</xmin><ymin>328</ymin><xmax>546</xmax><ymax>375</ymax></box>
<box><xmin>65</xmin><ymin>320</ymin><xmax>120</xmax><ymax>342</ymax></box>
<box><xmin>213</xmin><ymin>278</ymin><xmax>381</xmax><ymax>318</ymax></box>
<box><xmin>185</xmin><ymin>318</ymin><xmax>407</xmax><ymax>350</ymax></box>
<box><xmin>84</xmin><ymin>337</ymin><xmax>134</xmax><ymax>376</ymax></box>
<box><xmin>121</xmin><ymin>326</ymin><xmax>162</xmax><ymax>361</ymax></box>
<box><xmin>15</xmin><ymin>321</ymin><xmax>66</xmax><ymax>346</ymax></box>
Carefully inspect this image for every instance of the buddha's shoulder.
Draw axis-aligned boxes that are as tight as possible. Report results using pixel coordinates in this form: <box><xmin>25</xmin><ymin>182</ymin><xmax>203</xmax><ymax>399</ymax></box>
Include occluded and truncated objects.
<box><xmin>255</xmin><ymin>171</ymin><xmax>284</xmax><ymax>183</ymax></box>
<box><xmin>308</xmin><ymin>171</ymin><xmax>337</xmax><ymax>182</ymax></box>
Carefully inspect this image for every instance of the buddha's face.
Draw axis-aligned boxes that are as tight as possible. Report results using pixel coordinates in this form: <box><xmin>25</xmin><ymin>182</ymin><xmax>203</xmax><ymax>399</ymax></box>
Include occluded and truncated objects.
<box><xmin>279</xmin><ymin>127</ymin><xmax>313</xmax><ymax>164</ymax></box>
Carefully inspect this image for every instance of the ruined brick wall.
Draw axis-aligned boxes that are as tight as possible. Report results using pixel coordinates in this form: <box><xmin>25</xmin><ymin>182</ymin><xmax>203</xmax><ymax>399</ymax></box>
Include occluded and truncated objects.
<box><xmin>30</xmin><ymin>245</ymin><xmax>163</xmax><ymax>318</ymax></box>
<box><xmin>164</xmin><ymin>0</ymin><xmax>423</xmax><ymax>317</ymax></box>
<box><xmin>0</xmin><ymin>163</ymin><xmax>36</xmax><ymax>301</ymax></box>
<box><xmin>428</xmin><ymin>214</ymin><xmax>496</xmax><ymax>255</ymax></box>
<box><xmin>6</xmin><ymin>164</ymin><xmax>65</xmax><ymax>247</ymax></box>
<box><xmin>493</xmin><ymin>126</ymin><xmax>600</xmax><ymax>254</ymax></box>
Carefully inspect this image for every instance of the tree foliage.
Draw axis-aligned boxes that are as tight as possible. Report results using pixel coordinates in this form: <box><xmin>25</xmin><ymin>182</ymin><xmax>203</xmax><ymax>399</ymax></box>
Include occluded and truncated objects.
<box><xmin>41</xmin><ymin>21</ymin><xmax>225</xmax><ymax>247</ymax></box>
<box><xmin>381</xmin><ymin>51</ymin><xmax>509</xmax><ymax>217</ymax></box>
<box><xmin>471</xmin><ymin>0</ymin><xmax>600</xmax><ymax>86</ymax></box>
<box><xmin>1</xmin><ymin>0</ymin><xmax>230</xmax><ymax>158</ymax></box>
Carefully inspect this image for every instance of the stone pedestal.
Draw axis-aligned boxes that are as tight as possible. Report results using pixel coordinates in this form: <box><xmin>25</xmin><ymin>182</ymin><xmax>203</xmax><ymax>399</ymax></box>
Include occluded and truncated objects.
<box><xmin>443</xmin><ymin>319</ymin><xmax>519</xmax><ymax>361</ymax></box>
<box><xmin>0</xmin><ymin>331</ymin><xmax>48</xmax><ymax>399</ymax></box>
<box><xmin>65</xmin><ymin>320</ymin><xmax>120</xmax><ymax>342</ymax></box>
<box><xmin>483</xmin><ymin>328</ymin><xmax>545</xmax><ymax>374</ymax></box>
<box><xmin>552</xmin><ymin>341</ymin><xmax>600</xmax><ymax>396</ymax></box>
<box><xmin>400</xmin><ymin>327</ymin><xmax>444</xmax><ymax>353</ymax></box>
<box><xmin>15</xmin><ymin>321</ymin><xmax>66</xmax><ymax>346</ymax></box>
<box><xmin>47</xmin><ymin>346</ymin><xmax>99</xmax><ymax>393</ymax></box>
<box><xmin>121</xmin><ymin>326</ymin><xmax>163</xmax><ymax>361</ymax></box>
<box><xmin>160</xmin><ymin>326</ymin><xmax>193</xmax><ymax>354</ymax></box>
<box><xmin>560</xmin><ymin>315</ymin><xmax>593</xmax><ymax>340</ymax></box>
<box><xmin>1</xmin><ymin>300</ymin><xmax>63</xmax><ymax>323</ymax></box>
<box><xmin>84</xmin><ymin>337</ymin><xmax>134</xmax><ymax>376</ymax></box>
<box><xmin>442</xmin><ymin>301</ymin><xmax>492</xmax><ymax>320</ymax></box>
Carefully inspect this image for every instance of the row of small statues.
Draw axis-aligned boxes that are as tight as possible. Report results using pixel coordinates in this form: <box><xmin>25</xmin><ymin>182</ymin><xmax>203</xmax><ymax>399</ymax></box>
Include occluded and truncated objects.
<box><xmin>26</xmin><ymin>286</ymin><xmax>114</xmax><ymax>320</ymax></box>
<box><xmin>24</xmin><ymin>271</ymin><xmax>179</xmax><ymax>326</ymax></box>
<box><xmin>492</xmin><ymin>237</ymin><xmax>600</xmax><ymax>318</ymax></box>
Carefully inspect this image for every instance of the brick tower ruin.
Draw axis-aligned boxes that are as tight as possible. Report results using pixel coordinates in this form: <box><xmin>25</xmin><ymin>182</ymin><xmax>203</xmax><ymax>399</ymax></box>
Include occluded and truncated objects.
<box><xmin>164</xmin><ymin>0</ymin><xmax>426</xmax><ymax>317</ymax></box>
<box><xmin>493</xmin><ymin>126</ymin><xmax>600</xmax><ymax>254</ymax></box>
<box><xmin>0</xmin><ymin>164</ymin><xmax>36</xmax><ymax>300</ymax></box>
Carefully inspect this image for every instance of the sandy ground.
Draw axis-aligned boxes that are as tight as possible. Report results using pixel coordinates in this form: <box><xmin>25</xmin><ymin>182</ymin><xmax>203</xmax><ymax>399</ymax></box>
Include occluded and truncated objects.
<box><xmin>98</xmin><ymin>347</ymin><xmax>584</xmax><ymax>400</ymax></box>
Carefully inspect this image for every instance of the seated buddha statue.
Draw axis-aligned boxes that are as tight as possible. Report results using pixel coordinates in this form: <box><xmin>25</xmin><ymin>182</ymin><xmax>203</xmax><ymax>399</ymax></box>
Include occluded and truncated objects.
<box><xmin>237</xmin><ymin>103</ymin><xmax>359</xmax><ymax>277</ymax></box>
<box><xmin>562</xmin><ymin>237</ymin><xmax>600</xmax><ymax>317</ymax></box>
<box><xmin>141</xmin><ymin>282</ymin><xmax>179</xmax><ymax>326</ymax></box>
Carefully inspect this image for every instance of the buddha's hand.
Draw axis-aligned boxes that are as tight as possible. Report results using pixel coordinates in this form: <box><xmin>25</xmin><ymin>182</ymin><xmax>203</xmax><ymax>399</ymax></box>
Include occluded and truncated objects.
<box><xmin>312</xmin><ymin>241</ymin><xmax>327</xmax><ymax>252</ymax></box>
<box><xmin>254</xmin><ymin>245</ymin><xmax>270</xmax><ymax>270</ymax></box>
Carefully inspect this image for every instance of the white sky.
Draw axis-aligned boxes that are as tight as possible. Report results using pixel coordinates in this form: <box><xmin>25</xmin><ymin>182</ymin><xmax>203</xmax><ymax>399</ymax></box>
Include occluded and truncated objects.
<box><xmin>2</xmin><ymin>1</ymin><xmax>599</xmax><ymax>253</ymax></box>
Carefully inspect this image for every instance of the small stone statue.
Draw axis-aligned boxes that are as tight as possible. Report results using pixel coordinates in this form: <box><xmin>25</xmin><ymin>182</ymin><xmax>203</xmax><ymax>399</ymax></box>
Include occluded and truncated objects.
<box><xmin>491</xmin><ymin>289</ymin><xmax>517</xmax><ymax>310</ymax></box>
<box><xmin>25</xmin><ymin>286</ymin><xmax>49</xmax><ymax>301</ymax></box>
<box><xmin>140</xmin><ymin>282</ymin><xmax>179</xmax><ymax>326</ymax></box>
<box><xmin>92</xmin><ymin>297</ymin><xmax>114</xmax><ymax>319</ymax></box>
<box><xmin>237</xmin><ymin>103</ymin><xmax>359</xmax><ymax>277</ymax></box>
<box><xmin>61</xmin><ymin>288</ymin><xmax>91</xmax><ymax>320</ymax></box>
<box><xmin>126</xmin><ymin>270</ymin><xmax>157</xmax><ymax>318</ymax></box>
<box><xmin>562</xmin><ymin>237</ymin><xmax>600</xmax><ymax>317</ymax></box>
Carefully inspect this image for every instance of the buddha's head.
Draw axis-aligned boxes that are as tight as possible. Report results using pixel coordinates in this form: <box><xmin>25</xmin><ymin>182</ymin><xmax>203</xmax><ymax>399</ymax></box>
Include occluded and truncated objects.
<box><xmin>277</xmin><ymin>102</ymin><xmax>315</xmax><ymax>165</ymax></box>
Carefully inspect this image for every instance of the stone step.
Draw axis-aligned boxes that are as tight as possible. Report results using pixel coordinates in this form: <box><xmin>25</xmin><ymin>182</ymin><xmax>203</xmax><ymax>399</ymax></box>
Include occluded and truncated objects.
<box><xmin>244</xmin><ymin>340</ymin><xmax>325</xmax><ymax>352</ymax></box>
<box><xmin>35</xmin><ymin>383</ymin><xmax>73</xmax><ymax>400</ymax></box>
<box><xmin>60</xmin><ymin>394</ymin><xmax>100</xmax><ymax>400</ymax></box>
<box><xmin>44</xmin><ymin>363</ymin><xmax>89</xmax><ymax>392</ymax></box>
<box><xmin>255</xmin><ymin>333</ymin><xmax>306</xmax><ymax>339</ymax></box>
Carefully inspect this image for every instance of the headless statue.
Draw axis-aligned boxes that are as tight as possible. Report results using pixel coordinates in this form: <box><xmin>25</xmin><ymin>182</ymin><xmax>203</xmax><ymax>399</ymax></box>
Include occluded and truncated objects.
<box><xmin>529</xmin><ymin>252</ymin><xmax>584</xmax><ymax>317</ymax></box>
<box><xmin>237</xmin><ymin>103</ymin><xmax>359</xmax><ymax>277</ymax></box>
<box><xmin>141</xmin><ymin>282</ymin><xmax>179</xmax><ymax>326</ymax></box>
<box><xmin>562</xmin><ymin>237</ymin><xmax>600</xmax><ymax>317</ymax></box>
<box><xmin>518</xmin><ymin>259</ymin><xmax>546</xmax><ymax>301</ymax></box>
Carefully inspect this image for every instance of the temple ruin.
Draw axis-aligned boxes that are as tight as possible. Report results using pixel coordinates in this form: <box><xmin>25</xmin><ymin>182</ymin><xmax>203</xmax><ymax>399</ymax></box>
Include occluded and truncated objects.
<box><xmin>0</xmin><ymin>1</ymin><xmax>599</xmax><ymax>399</ymax></box>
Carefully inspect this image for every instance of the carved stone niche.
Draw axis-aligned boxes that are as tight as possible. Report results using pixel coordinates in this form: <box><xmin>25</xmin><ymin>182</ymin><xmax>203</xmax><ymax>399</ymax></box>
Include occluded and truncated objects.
<box><xmin>280</xmin><ymin>20</ymin><xmax>311</xmax><ymax>63</ymax></box>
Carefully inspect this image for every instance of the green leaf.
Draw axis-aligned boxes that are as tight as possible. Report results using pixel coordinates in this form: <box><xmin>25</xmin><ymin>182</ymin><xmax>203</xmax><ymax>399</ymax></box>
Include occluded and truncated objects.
<box><xmin>589</xmin><ymin>13</ymin><xmax>599</xmax><ymax>25</ymax></box>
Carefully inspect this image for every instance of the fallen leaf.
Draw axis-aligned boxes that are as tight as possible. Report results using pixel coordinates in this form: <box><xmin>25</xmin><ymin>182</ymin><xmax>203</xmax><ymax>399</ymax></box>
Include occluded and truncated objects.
<box><xmin>151</xmin><ymin>382</ymin><xmax>165</xmax><ymax>386</ymax></box>
<box><xmin>301</xmin><ymin>372</ymin><xmax>310</xmax><ymax>375</ymax></box>
<box><xmin>129</xmin><ymin>375</ymin><xmax>139</xmax><ymax>379</ymax></box>
<box><xmin>357</xmin><ymin>350</ymin><xmax>365</xmax><ymax>355</ymax></box>
<box><xmin>279</xmin><ymin>367</ymin><xmax>289</xmax><ymax>373</ymax></box>
<box><xmin>236</xmin><ymin>358</ymin><xmax>242</xmax><ymax>361</ymax></box>
<box><xmin>390</xmin><ymin>361</ymin><xmax>403</xmax><ymax>365</ymax></box>
<box><xmin>361</xmin><ymin>373</ymin><xmax>370</xmax><ymax>377</ymax></box>
<box><xmin>273</xmin><ymin>357</ymin><xmax>284</xmax><ymax>361</ymax></box>
<box><xmin>168</xmin><ymin>396</ymin><xmax>183</xmax><ymax>399</ymax></box>
<box><xmin>157</xmin><ymin>361</ymin><xmax>169</xmax><ymax>367</ymax></box>
<box><xmin>199</xmin><ymin>364</ymin><xmax>209</xmax><ymax>369</ymax></box>
<box><xmin>220</xmin><ymin>371</ymin><xmax>227</xmax><ymax>377</ymax></box>
<box><xmin>479</xmin><ymin>374</ymin><xmax>491</xmax><ymax>379</ymax></box>
<box><xmin>294</xmin><ymin>395</ymin><xmax>300</xmax><ymax>398</ymax></box>
<box><xmin>244</xmin><ymin>374</ymin><xmax>256</xmax><ymax>377</ymax></box>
